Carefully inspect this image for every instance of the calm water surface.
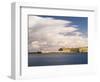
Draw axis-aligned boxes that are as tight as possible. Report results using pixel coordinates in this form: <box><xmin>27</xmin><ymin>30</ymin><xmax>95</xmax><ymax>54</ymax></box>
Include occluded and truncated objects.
<box><xmin>28</xmin><ymin>53</ymin><xmax>88</xmax><ymax>66</ymax></box>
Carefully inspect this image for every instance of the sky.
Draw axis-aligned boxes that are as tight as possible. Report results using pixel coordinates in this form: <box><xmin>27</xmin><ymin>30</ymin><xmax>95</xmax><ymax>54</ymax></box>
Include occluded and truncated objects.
<box><xmin>28</xmin><ymin>15</ymin><xmax>88</xmax><ymax>52</ymax></box>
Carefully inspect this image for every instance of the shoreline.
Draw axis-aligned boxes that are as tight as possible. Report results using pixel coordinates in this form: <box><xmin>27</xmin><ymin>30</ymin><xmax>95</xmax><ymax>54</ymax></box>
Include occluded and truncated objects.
<box><xmin>28</xmin><ymin>52</ymin><xmax>88</xmax><ymax>56</ymax></box>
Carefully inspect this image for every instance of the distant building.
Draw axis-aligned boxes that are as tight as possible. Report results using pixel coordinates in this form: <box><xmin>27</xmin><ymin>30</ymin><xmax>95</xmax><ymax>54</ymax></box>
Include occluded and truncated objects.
<box><xmin>79</xmin><ymin>47</ymin><xmax>88</xmax><ymax>53</ymax></box>
<box><xmin>58</xmin><ymin>47</ymin><xmax>88</xmax><ymax>53</ymax></box>
<box><xmin>58</xmin><ymin>48</ymin><xmax>71</xmax><ymax>52</ymax></box>
<box><xmin>58</xmin><ymin>48</ymin><xmax>79</xmax><ymax>53</ymax></box>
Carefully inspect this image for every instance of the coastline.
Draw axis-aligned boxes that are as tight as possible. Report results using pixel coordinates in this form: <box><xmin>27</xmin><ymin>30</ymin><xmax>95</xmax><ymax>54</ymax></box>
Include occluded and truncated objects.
<box><xmin>28</xmin><ymin>52</ymin><xmax>88</xmax><ymax>56</ymax></box>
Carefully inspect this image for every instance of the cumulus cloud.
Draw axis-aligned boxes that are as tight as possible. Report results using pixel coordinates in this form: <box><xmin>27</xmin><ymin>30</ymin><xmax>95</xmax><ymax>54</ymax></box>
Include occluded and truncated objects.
<box><xmin>28</xmin><ymin>16</ymin><xmax>88</xmax><ymax>52</ymax></box>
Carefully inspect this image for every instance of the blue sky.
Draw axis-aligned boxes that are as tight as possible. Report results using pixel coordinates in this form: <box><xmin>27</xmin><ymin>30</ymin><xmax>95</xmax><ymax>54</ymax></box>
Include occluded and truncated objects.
<box><xmin>37</xmin><ymin>15</ymin><xmax>88</xmax><ymax>34</ymax></box>
<box><xmin>28</xmin><ymin>15</ymin><xmax>88</xmax><ymax>52</ymax></box>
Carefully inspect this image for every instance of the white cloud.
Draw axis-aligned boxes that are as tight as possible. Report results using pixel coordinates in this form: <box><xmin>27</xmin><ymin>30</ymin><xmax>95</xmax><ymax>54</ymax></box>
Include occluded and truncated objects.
<box><xmin>29</xmin><ymin>16</ymin><xmax>71</xmax><ymax>28</ymax></box>
<box><xmin>28</xmin><ymin>16</ymin><xmax>88</xmax><ymax>52</ymax></box>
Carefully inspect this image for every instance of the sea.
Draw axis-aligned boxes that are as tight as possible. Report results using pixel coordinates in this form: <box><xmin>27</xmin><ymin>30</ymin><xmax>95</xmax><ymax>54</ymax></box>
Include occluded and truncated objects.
<box><xmin>28</xmin><ymin>53</ymin><xmax>88</xmax><ymax>66</ymax></box>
